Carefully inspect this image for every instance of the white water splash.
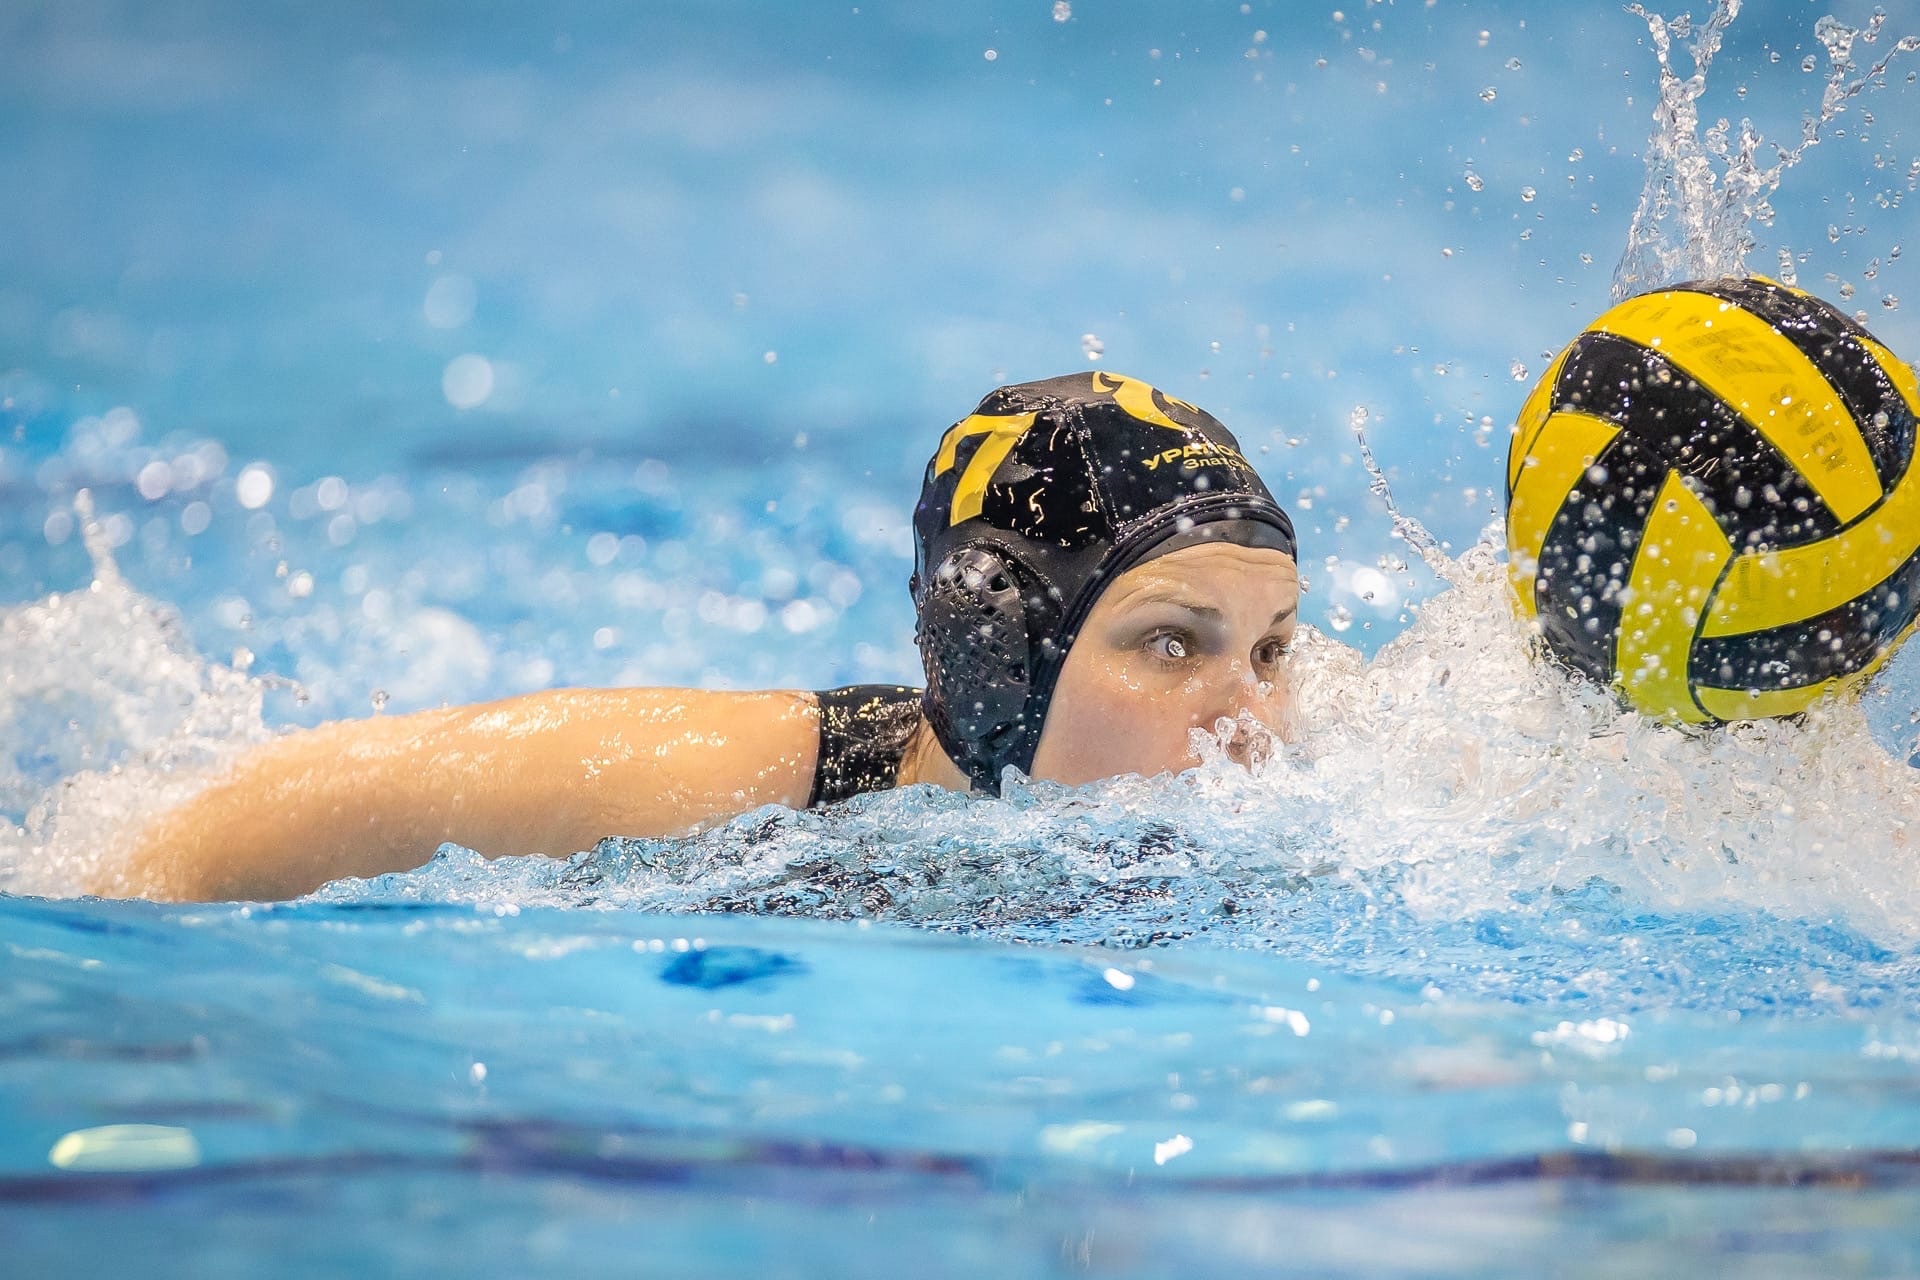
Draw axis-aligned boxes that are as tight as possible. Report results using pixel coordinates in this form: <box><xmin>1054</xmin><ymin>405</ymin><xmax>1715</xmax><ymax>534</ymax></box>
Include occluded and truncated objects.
<box><xmin>0</xmin><ymin>495</ymin><xmax>277</xmax><ymax>896</ymax></box>
<box><xmin>1613</xmin><ymin>2</ymin><xmax>1920</xmax><ymax>298</ymax></box>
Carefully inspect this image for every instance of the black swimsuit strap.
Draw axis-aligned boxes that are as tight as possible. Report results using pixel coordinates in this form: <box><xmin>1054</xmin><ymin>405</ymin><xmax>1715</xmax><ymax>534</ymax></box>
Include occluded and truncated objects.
<box><xmin>807</xmin><ymin>685</ymin><xmax>924</xmax><ymax>807</ymax></box>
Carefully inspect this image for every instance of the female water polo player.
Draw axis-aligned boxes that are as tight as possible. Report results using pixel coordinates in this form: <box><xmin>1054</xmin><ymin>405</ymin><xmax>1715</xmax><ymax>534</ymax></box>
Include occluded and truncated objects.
<box><xmin>111</xmin><ymin>373</ymin><xmax>1300</xmax><ymax>901</ymax></box>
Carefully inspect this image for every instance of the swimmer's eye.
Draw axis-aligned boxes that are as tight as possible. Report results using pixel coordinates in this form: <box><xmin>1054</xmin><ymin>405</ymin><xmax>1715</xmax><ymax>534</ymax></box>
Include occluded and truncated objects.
<box><xmin>1146</xmin><ymin>630</ymin><xmax>1193</xmax><ymax>662</ymax></box>
<box><xmin>1253</xmin><ymin>637</ymin><xmax>1292</xmax><ymax>668</ymax></box>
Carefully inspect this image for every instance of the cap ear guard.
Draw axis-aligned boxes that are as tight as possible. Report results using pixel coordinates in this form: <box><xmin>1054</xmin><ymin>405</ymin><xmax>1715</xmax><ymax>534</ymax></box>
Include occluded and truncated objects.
<box><xmin>915</xmin><ymin>545</ymin><xmax>1042</xmax><ymax>792</ymax></box>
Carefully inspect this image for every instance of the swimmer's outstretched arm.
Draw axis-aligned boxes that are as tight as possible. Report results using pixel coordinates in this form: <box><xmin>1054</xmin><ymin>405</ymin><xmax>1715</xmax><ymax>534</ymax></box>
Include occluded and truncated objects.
<box><xmin>106</xmin><ymin>688</ymin><xmax>820</xmax><ymax>903</ymax></box>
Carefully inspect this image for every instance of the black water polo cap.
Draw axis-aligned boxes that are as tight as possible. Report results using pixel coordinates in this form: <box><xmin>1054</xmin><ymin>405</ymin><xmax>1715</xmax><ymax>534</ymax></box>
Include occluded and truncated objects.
<box><xmin>911</xmin><ymin>371</ymin><xmax>1297</xmax><ymax>792</ymax></box>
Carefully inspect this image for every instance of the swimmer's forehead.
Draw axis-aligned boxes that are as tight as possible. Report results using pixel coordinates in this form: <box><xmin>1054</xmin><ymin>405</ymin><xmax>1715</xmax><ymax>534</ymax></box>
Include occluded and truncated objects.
<box><xmin>1100</xmin><ymin>544</ymin><xmax>1298</xmax><ymax>619</ymax></box>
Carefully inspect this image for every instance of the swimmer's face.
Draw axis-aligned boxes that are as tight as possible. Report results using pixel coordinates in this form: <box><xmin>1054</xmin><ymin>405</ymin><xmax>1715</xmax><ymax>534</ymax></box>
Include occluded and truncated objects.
<box><xmin>1030</xmin><ymin>542</ymin><xmax>1299</xmax><ymax>786</ymax></box>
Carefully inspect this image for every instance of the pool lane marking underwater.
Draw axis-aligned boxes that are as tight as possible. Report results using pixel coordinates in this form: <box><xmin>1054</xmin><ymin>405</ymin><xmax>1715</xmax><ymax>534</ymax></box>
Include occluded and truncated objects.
<box><xmin>11</xmin><ymin>1127</ymin><xmax>1920</xmax><ymax>1200</ymax></box>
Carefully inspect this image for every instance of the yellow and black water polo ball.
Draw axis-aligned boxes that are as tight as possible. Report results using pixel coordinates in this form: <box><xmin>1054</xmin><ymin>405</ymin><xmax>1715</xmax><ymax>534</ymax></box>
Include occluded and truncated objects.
<box><xmin>1505</xmin><ymin>276</ymin><xmax>1920</xmax><ymax>723</ymax></box>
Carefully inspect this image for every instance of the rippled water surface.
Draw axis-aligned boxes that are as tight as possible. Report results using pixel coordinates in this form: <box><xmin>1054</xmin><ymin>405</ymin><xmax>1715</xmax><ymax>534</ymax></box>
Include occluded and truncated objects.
<box><xmin>6</xmin><ymin>0</ymin><xmax>1920</xmax><ymax>1275</ymax></box>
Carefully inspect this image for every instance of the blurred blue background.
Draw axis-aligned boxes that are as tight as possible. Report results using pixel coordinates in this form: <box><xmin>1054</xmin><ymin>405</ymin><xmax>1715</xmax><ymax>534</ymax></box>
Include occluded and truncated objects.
<box><xmin>1</xmin><ymin>0</ymin><xmax>1915</xmax><ymax>713</ymax></box>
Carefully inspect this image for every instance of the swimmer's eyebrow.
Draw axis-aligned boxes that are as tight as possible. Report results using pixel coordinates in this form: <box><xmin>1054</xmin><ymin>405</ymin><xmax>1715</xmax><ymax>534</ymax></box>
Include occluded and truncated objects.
<box><xmin>1110</xmin><ymin>583</ymin><xmax>1226</xmax><ymax>620</ymax></box>
<box><xmin>1113</xmin><ymin>586</ymin><xmax>1296</xmax><ymax>628</ymax></box>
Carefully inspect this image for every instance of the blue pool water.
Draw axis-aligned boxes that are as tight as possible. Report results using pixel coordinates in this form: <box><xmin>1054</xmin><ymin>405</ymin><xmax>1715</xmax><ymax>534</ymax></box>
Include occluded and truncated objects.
<box><xmin>6</xmin><ymin>1</ymin><xmax>1920</xmax><ymax>1274</ymax></box>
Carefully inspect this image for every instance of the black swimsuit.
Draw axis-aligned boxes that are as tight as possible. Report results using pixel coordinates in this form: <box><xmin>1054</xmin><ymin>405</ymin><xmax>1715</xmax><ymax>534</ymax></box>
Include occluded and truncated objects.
<box><xmin>807</xmin><ymin>685</ymin><xmax>923</xmax><ymax>807</ymax></box>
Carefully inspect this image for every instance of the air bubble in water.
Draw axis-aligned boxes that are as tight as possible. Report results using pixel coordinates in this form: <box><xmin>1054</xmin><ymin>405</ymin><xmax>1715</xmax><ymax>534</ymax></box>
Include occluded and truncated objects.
<box><xmin>1801</xmin><ymin>55</ymin><xmax>1817</xmax><ymax>72</ymax></box>
<box><xmin>1505</xmin><ymin>57</ymin><xmax>1522</xmax><ymax>71</ymax></box>
<box><xmin>1464</xmin><ymin>168</ymin><xmax>1485</xmax><ymax>192</ymax></box>
<box><xmin>1327</xmin><ymin>604</ymin><xmax>1354</xmax><ymax>632</ymax></box>
<box><xmin>1479</xmin><ymin>87</ymin><xmax>1497</xmax><ymax>102</ymax></box>
<box><xmin>1510</xmin><ymin>361</ymin><xmax>1529</xmax><ymax>382</ymax></box>
<box><xmin>1052</xmin><ymin>0</ymin><xmax>1071</xmax><ymax>20</ymax></box>
<box><xmin>1081</xmin><ymin>333</ymin><xmax>1105</xmax><ymax>362</ymax></box>
<box><xmin>1884</xmin><ymin>296</ymin><xmax>1901</xmax><ymax>311</ymax></box>
<box><xmin>1520</xmin><ymin>186</ymin><xmax>1537</xmax><ymax>202</ymax></box>
<box><xmin>371</xmin><ymin>689</ymin><xmax>391</xmax><ymax>712</ymax></box>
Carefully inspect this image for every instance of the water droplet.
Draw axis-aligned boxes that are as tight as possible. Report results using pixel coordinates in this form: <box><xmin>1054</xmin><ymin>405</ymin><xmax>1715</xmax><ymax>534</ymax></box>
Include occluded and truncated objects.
<box><xmin>442</xmin><ymin>354</ymin><xmax>494</xmax><ymax>409</ymax></box>
<box><xmin>1464</xmin><ymin>168</ymin><xmax>1485</xmax><ymax>192</ymax></box>
<box><xmin>1479</xmin><ymin>86</ymin><xmax>1497</xmax><ymax>102</ymax></box>
<box><xmin>1052</xmin><ymin>0</ymin><xmax>1071</xmax><ymax>20</ymax></box>
<box><xmin>1520</xmin><ymin>186</ymin><xmax>1537</xmax><ymax>203</ymax></box>
<box><xmin>1774</xmin><ymin>247</ymin><xmax>1800</xmax><ymax>287</ymax></box>
<box><xmin>1510</xmin><ymin>361</ymin><xmax>1530</xmax><ymax>382</ymax></box>
<box><xmin>423</xmin><ymin>274</ymin><xmax>477</xmax><ymax>329</ymax></box>
<box><xmin>235</xmin><ymin>464</ymin><xmax>274</xmax><ymax>510</ymax></box>
<box><xmin>1081</xmin><ymin>332</ymin><xmax>1105</xmax><ymax>362</ymax></box>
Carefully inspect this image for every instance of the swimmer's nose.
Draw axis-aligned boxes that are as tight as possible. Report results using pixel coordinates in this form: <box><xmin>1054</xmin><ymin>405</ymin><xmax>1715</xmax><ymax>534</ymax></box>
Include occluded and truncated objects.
<box><xmin>1204</xmin><ymin>656</ymin><xmax>1292</xmax><ymax>767</ymax></box>
<box><xmin>1213</xmin><ymin>660</ymin><xmax>1262</xmax><ymax>720</ymax></box>
<box><xmin>1208</xmin><ymin>664</ymin><xmax>1273</xmax><ymax>765</ymax></box>
<box><xmin>1216</xmin><ymin>710</ymin><xmax>1279</xmax><ymax>769</ymax></box>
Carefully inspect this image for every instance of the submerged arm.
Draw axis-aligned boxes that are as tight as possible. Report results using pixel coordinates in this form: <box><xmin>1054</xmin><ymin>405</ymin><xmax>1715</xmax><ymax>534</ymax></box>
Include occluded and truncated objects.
<box><xmin>108</xmin><ymin>687</ymin><xmax>820</xmax><ymax>903</ymax></box>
